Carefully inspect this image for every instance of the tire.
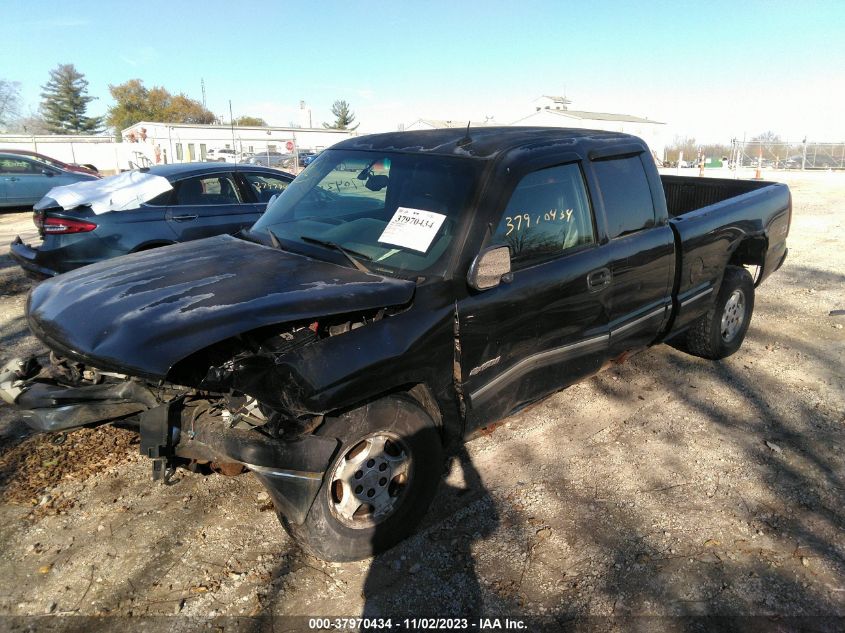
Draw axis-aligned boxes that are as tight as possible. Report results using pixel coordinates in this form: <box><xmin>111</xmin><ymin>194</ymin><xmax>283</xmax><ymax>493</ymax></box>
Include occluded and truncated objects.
<box><xmin>281</xmin><ymin>395</ymin><xmax>444</xmax><ymax>562</ymax></box>
<box><xmin>685</xmin><ymin>266</ymin><xmax>755</xmax><ymax>359</ymax></box>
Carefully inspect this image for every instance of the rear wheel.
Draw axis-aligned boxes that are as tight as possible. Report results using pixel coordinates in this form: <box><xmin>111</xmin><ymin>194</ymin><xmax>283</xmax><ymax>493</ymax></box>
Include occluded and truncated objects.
<box><xmin>281</xmin><ymin>395</ymin><xmax>444</xmax><ymax>562</ymax></box>
<box><xmin>685</xmin><ymin>266</ymin><xmax>755</xmax><ymax>359</ymax></box>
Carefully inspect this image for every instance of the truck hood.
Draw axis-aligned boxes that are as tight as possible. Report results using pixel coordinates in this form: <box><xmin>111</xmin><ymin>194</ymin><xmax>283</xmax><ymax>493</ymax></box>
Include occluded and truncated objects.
<box><xmin>27</xmin><ymin>235</ymin><xmax>416</xmax><ymax>380</ymax></box>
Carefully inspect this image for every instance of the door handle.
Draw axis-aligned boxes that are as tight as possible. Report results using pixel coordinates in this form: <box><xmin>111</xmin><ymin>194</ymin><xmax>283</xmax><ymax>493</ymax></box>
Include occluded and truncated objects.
<box><xmin>170</xmin><ymin>214</ymin><xmax>198</xmax><ymax>221</ymax></box>
<box><xmin>5</xmin><ymin>177</ymin><xmax>19</xmax><ymax>182</ymax></box>
<box><xmin>587</xmin><ymin>267</ymin><xmax>612</xmax><ymax>291</ymax></box>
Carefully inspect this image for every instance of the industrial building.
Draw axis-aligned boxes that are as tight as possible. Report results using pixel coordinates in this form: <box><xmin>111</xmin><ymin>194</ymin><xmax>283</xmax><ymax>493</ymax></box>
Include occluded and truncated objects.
<box><xmin>118</xmin><ymin>122</ymin><xmax>356</xmax><ymax>166</ymax></box>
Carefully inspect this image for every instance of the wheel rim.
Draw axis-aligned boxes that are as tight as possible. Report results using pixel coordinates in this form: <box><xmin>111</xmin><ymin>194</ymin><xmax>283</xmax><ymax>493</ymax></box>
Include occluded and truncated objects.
<box><xmin>327</xmin><ymin>432</ymin><xmax>411</xmax><ymax>529</ymax></box>
<box><xmin>720</xmin><ymin>289</ymin><xmax>746</xmax><ymax>342</ymax></box>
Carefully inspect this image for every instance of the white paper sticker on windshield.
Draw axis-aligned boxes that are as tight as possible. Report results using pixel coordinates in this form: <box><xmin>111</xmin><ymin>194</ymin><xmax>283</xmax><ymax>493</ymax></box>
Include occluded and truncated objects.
<box><xmin>378</xmin><ymin>207</ymin><xmax>447</xmax><ymax>253</ymax></box>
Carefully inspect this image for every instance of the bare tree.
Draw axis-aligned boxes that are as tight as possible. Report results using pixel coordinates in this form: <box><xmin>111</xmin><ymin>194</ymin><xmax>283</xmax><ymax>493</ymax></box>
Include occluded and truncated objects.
<box><xmin>0</xmin><ymin>79</ymin><xmax>22</xmax><ymax>129</ymax></box>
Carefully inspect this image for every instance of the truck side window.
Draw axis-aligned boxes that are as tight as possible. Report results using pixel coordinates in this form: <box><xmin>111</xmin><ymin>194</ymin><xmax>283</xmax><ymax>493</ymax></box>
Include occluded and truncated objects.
<box><xmin>490</xmin><ymin>163</ymin><xmax>595</xmax><ymax>269</ymax></box>
<box><xmin>592</xmin><ymin>155</ymin><xmax>655</xmax><ymax>239</ymax></box>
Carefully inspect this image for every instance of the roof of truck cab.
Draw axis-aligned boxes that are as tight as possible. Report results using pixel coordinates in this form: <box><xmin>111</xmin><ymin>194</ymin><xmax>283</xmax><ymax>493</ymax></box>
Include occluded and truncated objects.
<box><xmin>332</xmin><ymin>126</ymin><xmax>642</xmax><ymax>159</ymax></box>
<box><xmin>140</xmin><ymin>162</ymin><xmax>293</xmax><ymax>180</ymax></box>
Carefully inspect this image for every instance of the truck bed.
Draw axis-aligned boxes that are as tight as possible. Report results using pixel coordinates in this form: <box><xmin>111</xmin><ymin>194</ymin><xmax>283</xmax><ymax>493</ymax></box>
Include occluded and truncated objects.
<box><xmin>661</xmin><ymin>175</ymin><xmax>773</xmax><ymax>218</ymax></box>
<box><xmin>661</xmin><ymin>175</ymin><xmax>791</xmax><ymax>336</ymax></box>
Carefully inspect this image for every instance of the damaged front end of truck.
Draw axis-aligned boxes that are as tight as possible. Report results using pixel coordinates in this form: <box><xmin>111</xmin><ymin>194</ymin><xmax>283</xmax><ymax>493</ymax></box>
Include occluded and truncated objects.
<box><xmin>1</xmin><ymin>234</ymin><xmax>423</xmax><ymax>524</ymax></box>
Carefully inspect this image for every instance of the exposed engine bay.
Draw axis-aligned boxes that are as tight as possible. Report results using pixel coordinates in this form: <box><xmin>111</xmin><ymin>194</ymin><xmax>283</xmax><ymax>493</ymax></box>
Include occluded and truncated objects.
<box><xmin>2</xmin><ymin>308</ymin><xmax>386</xmax><ymax>432</ymax></box>
<box><xmin>0</xmin><ymin>309</ymin><xmax>394</xmax><ymax>522</ymax></box>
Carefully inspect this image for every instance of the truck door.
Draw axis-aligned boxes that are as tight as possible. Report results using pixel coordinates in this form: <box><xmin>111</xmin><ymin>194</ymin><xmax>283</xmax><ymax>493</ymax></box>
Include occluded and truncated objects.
<box><xmin>165</xmin><ymin>172</ymin><xmax>250</xmax><ymax>241</ymax></box>
<box><xmin>589</xmin><ymin>153</ymin><xmax>675</xmax><ymax>356</ymax></box>
<box><xmin>459</xmin><ymin>160</ymin><xmax>612</xmax><ymax>429</ymax></box>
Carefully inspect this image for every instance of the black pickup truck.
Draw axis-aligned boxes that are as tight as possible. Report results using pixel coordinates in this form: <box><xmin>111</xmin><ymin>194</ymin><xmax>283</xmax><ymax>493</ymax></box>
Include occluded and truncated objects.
<box><xmin>0</xmin><ymin>127</ymin><xmax>790</xmax><ymax>561</ymax></box>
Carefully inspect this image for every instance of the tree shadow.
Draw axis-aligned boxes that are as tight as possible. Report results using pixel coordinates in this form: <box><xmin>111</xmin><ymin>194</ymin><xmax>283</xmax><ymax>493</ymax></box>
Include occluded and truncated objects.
<box><xmin>551</xmin><ymin>326</ymin><xmax>845</xmax><ymax>625</ymax></box>
<box><xmin>360</xmin><ymin>442</ymin><xmax>501</xmax><ymax>621</ymax></box>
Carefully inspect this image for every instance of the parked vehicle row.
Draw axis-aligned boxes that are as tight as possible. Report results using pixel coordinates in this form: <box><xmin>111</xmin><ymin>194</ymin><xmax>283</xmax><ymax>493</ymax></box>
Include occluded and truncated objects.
<box><xmin>204</xmin><ymin>149</ymin><xmax>320</xmax><ymax>168</ymax></box>
<box><xmin>205</xmin><ymin>148</ymin><xmax>239</xmax><ymax>162</ymax></box>
<box><xmin>3</xmin><ymin>149</ymin><xmax>99</xmax><ymax>176</ymax></box>
<box><xmin>0</xmin><ymin>151</ymin><xmax>100</xmax><ymax>209</ymax></box>
<box><xmin>9</xmin><ymin>163</ymin><xmax>292</xmax><ymax>278</ymax></box>
<box><xmin>1</xmin><ymin>127</ymin><xmax>791</xmax><ymax>562</ymax></box>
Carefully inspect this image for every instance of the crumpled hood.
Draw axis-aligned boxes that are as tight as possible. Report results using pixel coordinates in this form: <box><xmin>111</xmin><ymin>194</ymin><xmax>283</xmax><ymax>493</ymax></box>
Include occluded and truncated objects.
<box><xmin>27</xmin><ymin>235</ymin><xmax>416</xmax><ymax>379</ymax></box>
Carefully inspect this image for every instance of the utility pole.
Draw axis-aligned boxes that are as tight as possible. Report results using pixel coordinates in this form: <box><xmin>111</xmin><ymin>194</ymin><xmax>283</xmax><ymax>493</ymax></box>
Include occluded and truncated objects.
<box><xmin>229</xmin><ymin>101</ymin><xmax>237</xmax><ymax>163</ymax></box>
<box><xmin>801</xmin><ymin>137</ymin><xmax>808</xmax><ymax>171</ymax></box>
<box><xmin>201</xmin><ymin>78</ymin><xmax>207</xmax><ymax>108</ymax></box>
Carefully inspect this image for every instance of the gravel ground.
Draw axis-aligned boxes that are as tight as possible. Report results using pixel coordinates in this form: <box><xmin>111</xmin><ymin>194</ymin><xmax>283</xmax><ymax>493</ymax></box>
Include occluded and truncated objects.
<box><xmin>0</xmin><ymin>171</ymin><xmax>842</xmax><ymax>630</ymax></box>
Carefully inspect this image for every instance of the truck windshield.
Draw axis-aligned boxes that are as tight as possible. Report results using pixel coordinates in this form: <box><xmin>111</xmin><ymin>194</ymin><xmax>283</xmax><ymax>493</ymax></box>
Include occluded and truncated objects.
<box><xmin>252</xmin><ymin>149</ymin><xmax>480</xmax><ymax>276</ymax></box>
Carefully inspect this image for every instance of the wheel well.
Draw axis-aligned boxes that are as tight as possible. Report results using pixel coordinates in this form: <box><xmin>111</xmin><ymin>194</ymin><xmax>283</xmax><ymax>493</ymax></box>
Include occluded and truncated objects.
<box><xmin>131</xmin><ymin>241</ymin><xmax>176</xmax><ymax>253</ymax></box>
<box><xmin>728</xmin><ymin>236</ymin><xmax>766</xmax><ymax>268</ymax></box>
<box><xmin>404</xmin><ymin>383</ymin><xmax>443</xmax><ymax>429</ymax></box>
<box><xmin>321</xmin><ymin>383</ymin><xmax>445</xmax><ymax>430</ymax></box>
<box><xmin>317</xmin><ymin>383</ymin><xmax>451</xmax><ymax>444</ymax></box>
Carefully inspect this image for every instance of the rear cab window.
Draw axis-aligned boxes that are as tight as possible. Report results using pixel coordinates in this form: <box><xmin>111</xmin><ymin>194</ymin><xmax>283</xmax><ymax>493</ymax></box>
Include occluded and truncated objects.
<box><xmin>490</xmin><ymin>162</ymin><xmax>596</xmax><ymax>269</ymax></box>
<box><xmin>592</xmin><ymin>155</ymin><xmax>656</xmax><ymax>239</ymax></box>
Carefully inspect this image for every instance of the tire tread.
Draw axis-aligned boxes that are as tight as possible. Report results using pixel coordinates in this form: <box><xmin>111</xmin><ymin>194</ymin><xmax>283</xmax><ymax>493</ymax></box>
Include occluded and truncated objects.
<box><xmin>684</xmin><ymin>266</ymin><xmax>754</xmax><ymax>360</ymax></box>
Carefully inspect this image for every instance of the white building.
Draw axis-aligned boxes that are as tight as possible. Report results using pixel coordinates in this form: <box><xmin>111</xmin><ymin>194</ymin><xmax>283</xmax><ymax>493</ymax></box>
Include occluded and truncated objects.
<box><xmin>0</xmin><ymin>134</ymin><xmax>143</xmax><ymax>174</ymax></box>
<box><xmin>404</xmin><ymin>96</ymin><xmax>667</xmax><ymax>160</ymax></box>
<box><xmin>404</xmin><ymin>119</ymin><xmax>498</xmax><ymax>131</ymax></box>
<box><xmin>120</xmin><ymin>122</ymin><xmax>357</xmax><ymax>166</ymax></box>
<box><xmin>513</xmin><ymin>96</ymin><xmax>667</xmax><ymax>159</ymax></box>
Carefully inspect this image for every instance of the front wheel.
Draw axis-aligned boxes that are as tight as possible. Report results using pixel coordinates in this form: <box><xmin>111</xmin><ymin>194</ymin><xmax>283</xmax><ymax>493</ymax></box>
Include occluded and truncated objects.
<box><xmin>281</xmin><ymin>395</ymin><xmax>444</xmax><ymax>562</ymax></box>
<box><xmin>685</xmin><ymin>266</ymin><xmax>755</xmax><ymax>359</ymax></box>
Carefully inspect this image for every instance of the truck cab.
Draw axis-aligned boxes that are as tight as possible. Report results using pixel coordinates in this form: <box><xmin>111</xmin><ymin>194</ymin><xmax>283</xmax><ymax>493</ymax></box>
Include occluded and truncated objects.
<box><xmin>1</xmin><ymin>128</ymin><xmax>790</xmax><ymax>562</ymax></box>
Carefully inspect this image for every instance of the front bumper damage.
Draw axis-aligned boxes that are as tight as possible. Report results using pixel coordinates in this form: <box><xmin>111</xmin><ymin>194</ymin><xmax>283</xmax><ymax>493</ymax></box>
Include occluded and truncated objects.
<box><xmin>139</xmin><ymin>399</ymin><xmax>339</xmax><ymax>523</ymax></box>
<box><xmin>1</xmin><ymin>356</ymin><xmax>340</xmax><ymax>524</ymax></box>
<box><xmin>0</xmin><ymin>356</ymin><xmax>158</xmax><ymax>431</ymax></box>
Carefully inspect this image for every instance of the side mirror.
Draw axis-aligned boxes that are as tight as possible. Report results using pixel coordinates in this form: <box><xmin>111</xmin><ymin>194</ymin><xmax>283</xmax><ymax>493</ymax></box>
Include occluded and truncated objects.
<box><xmin>467</xmin><ymin>245</ymin><xmax>511</xmax><ymax>291</ymax></box>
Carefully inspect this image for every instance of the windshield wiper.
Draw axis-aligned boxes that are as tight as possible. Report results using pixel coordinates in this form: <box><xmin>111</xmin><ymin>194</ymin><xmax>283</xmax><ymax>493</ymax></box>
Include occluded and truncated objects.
<box><xmin>299</xmin><ymin>235</ymin><xmax>372</xmax><ymax>273</ymax></box>
<box><xmin>266</xmin><ymin>228</ymin><xmax>286</xmax><ymax>250</ymax></box>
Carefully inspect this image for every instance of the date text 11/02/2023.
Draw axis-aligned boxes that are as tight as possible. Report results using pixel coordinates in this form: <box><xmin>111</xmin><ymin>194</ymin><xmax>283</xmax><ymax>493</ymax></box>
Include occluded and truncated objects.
<box><xmin>307</xmin><ymin>617</ymin><xmax>527</xmax><ymax>629</ymax></box>
<box><xmin>503</xmin><ymin>207</ymin><xmax>575</xmax><ymax>236</ymax></box>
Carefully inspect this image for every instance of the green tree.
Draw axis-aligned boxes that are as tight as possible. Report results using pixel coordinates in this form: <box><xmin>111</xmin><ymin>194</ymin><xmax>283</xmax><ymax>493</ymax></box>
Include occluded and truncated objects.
<box><xmin>0</xmin><ymin>79</ymin><xmax>21</xmax><ymax>129</ymax></box>
<box><xmin>323</xmin><ymin>99</ymin><xmax>358</xmax><ymax>130</ymax></box>
<box><xmin>39</xmin><ymin>64</ymin><xmax>102</xmax><ymax>134</ymax></box>
<box><xmin>106</xmin><ymin>79</ymin><xmax>216</xmax><ymax>136</ymax></box>
<box><xmin>233</xmin><ymin>115</ymin><xmax>267</xmax><ymax>126</ymax></box>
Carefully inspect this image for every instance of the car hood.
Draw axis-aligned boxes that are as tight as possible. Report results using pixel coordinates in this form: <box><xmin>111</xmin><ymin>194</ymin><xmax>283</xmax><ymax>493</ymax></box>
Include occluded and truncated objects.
<box><xmin>27</xmin><ymin>235</ymin><xmax>416</xmax><ymax>380</ymax></box>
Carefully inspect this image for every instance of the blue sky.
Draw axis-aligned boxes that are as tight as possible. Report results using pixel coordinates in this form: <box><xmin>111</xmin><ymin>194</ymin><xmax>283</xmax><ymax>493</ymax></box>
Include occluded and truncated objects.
<box><xmin>5</xmin><ymin>0</ymin><xmax>845</xmax><ymax>142</ymax></box>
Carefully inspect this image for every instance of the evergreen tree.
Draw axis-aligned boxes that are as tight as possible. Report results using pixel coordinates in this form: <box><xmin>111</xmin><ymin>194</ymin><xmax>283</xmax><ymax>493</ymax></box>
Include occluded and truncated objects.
<box><xmin>40</xmin><ymin>64</ymin><xmax>103</xmax><ymax>134</ymax></box>
<box><xmin>323</xmin><ymin>100</ymin><xmax>358</xmax><ymax>130</ymax></box>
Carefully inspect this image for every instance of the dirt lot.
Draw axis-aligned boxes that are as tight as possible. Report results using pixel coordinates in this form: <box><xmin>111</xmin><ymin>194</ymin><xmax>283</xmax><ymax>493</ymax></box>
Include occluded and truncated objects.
<box><xmin>0</xmin><ymin>171</ymin><xmax>843</xmax><ymax>630</ymax></box>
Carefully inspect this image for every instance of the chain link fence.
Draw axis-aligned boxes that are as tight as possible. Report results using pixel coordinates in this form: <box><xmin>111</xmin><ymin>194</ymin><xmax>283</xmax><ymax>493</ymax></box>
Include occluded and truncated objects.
<box><xmin>732</xmin><ymin>140</ymin><xmax>845</xmax><ymax>170</ymax></box>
